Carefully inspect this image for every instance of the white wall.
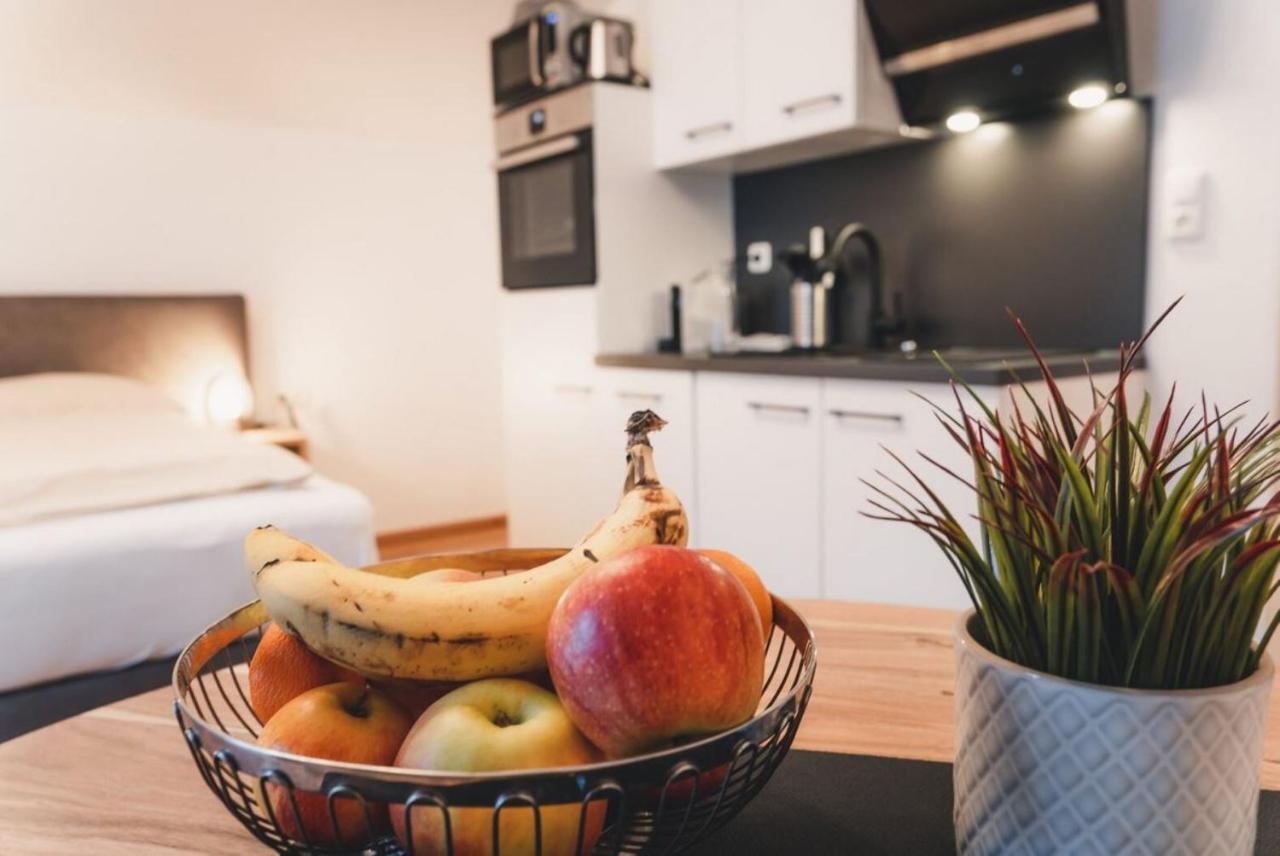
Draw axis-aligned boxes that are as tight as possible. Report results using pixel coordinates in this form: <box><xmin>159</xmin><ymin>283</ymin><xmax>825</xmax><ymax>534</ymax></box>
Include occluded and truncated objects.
<box><xmin>1145</xmin><ymin>0</ymin><xmax>1280</xmax><ymax>418</ymax></box>
<box><xmin>0</xmin><ymin>0</ymin><xmax>513</xmax><ymax>531</ymax></box>
<box><xmin>1144</xmin><ymin>1</ymin><xmax>1280</xmax><ymax>646</ymax></box>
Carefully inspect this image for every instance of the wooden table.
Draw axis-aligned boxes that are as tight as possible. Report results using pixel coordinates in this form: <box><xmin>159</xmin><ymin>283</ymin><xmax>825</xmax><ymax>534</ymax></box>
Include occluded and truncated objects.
<box><xmin>2</xmin><ymin>602</ymin><xmax>1278</xmax><ymax>854</ymax></box>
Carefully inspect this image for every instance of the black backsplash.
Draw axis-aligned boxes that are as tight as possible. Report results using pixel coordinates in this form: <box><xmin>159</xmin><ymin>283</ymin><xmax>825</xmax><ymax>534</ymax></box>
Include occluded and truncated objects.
<box><xmin>732</xmin><ymin>99</ymin><xmax>1151</xmax><ymax>350</ymax></box>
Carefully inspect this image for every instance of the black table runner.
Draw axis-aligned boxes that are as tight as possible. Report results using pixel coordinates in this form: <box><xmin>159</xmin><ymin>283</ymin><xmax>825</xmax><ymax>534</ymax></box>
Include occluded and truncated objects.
<box><xmin>689</xmin><ymin>750</ymin><xmax>1280</xmax><ymax>855</ymax></box>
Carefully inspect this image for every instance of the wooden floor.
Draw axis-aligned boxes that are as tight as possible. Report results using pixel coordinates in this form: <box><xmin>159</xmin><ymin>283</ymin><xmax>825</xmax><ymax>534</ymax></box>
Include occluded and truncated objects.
<box><xmin>376</xmin><ymin>516</ymin><xmax>508</xmax><ymax>560</ymax></box>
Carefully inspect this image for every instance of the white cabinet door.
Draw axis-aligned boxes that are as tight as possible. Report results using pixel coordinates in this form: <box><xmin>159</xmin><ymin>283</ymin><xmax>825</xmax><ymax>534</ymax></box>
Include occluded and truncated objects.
<box><xmin>505</xmin><ymin>374</ymin><xmax>618</xmax><ymax>549</ymax></box>
<box><xmin>596</xmin><ymin>368</ymin><xmax>698</xmax><ymax>539</ymax></box>
<box><xmin>651</xmin><ymin>0</ymin><xmax>743</xmax><ymax>169</ymax></box>
<box><xmin>500</xmin><ymin>290</ymin><xmax>615</xmax><ymax>549</ymax></box>
<box><xmin>695</xmin><ymin>373</ymin><xmax>822</xmax><ymax>598</ymax></box>
<box><xmin>821</xmin><ymin>379</ymin><xmax>995</xmax><ymax>609</ymax></box>
<box><xmin>507</xmin><ymin>365</ymin><xmax>697</xmax><ymax>550</ymax></box>
<box><xmin>740</xmin><ymin>0</ymin><xmax>856</xmax><ymax>149</ymax></box>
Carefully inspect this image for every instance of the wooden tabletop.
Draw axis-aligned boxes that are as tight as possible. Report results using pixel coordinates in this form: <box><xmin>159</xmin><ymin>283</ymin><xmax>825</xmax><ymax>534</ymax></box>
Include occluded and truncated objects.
<box><xmin>2</xmin><ymin>601</ymin><xmax>1278</xmax><ymax>854</ymax></box>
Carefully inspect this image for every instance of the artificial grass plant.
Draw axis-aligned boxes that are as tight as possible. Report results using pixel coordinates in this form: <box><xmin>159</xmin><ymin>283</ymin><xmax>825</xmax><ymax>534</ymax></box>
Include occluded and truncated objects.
<box><xmin>868</xmin><ymin>300</ymin><xmax>1280</xmax><ymax>689</ymax></box>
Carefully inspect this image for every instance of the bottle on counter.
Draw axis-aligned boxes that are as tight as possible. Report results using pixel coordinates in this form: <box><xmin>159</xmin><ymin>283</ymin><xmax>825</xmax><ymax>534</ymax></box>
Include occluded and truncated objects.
<box><xmin>680</xmin><ymin>259</ymin><xmax>739</xmax><ymax>354</ymax></box>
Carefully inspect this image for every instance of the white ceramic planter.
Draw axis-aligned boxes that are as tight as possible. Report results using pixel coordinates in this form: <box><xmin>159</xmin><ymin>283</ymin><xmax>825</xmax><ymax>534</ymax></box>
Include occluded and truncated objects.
<box><xmin>953</xmin><ymin>611</ymin><xmax>1274</xmax><ymax>856</ymax></box>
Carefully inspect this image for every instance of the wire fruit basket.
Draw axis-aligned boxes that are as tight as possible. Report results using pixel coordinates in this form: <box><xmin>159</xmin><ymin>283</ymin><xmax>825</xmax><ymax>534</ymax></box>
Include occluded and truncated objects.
<box><xmin>173</xmin><ymin>549</ymin><xmax>817</xmax><ymax>855</ymax></box>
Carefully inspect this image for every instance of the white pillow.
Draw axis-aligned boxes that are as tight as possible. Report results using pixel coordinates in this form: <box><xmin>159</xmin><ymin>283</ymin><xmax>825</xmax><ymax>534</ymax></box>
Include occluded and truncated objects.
<box><xmin>0</xmin><ymin>372</ymin><xmax>185</xmax><ymax>419</ymax></box>
<box><xmin>0</xmin><ymin>408</ymin><xmax>313</xmax><ymax>526</ymax></box>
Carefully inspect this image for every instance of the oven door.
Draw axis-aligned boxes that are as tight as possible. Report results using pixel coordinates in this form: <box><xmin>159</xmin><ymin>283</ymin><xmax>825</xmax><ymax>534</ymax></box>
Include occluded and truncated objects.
<box><xmin>491</xmin><ymin>21</ymin><xmax>543</xmax><ymax>108</ymax></box>
<box><xmin>497</xmin><ymin>131</ymin><xmax>596</xmax><ymax>290</ymax></box>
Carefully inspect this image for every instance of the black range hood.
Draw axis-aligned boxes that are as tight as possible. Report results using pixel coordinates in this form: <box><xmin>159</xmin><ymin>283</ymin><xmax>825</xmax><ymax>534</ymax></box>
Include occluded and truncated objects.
<box><xmin>864</xmin><ymin>0</ymin><xmax>1142</xmax><ymax>127</ymax></box>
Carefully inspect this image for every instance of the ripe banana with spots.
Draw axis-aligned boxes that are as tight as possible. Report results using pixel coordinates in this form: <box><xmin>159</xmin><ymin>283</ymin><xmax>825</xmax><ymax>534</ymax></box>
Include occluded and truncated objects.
<box><xmin>245</xmin><ymin>410</ymin><xmax>687</xmax><ymax>681</ymax></box>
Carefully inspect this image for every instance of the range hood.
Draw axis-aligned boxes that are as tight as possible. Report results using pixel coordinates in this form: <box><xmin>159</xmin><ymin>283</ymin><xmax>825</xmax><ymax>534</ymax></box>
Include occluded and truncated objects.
<box><xmin>864</xmin><ymin>0</ymin><xmax>1154</xmax><ymax>127</ymax></box>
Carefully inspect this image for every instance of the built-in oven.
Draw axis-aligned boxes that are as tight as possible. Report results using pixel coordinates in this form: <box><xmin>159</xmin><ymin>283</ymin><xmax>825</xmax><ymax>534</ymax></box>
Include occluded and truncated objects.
<box><xmin>494</xmin><ymin>86</ymin><xmax>596</xmax><ymax>290</ymax></box>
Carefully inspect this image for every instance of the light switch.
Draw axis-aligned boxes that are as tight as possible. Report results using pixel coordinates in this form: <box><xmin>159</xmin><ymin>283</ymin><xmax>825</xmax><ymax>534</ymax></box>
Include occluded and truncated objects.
<box><xmin>746</xmin><ymin>241</ymin><xmax>772</xmax><ymax>274</ymax></box>
<box><xmin>1165</xmin><ymin>169</ymin><xmax>1206</xmax><ymax>242</ymax></box>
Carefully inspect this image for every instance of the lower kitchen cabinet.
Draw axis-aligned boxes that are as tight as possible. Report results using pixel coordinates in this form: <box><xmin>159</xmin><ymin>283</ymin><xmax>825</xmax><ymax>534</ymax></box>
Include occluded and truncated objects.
<box><xmin>504</xmin><ymin>375</ymin><xmax>614</xmax><ymax>548</ymax></box>
<box><xmin>505</xmin><ymin>363</ymin><xmax>697</xmax><ymax>549</ymax></box>
<box><xmin>694</xmin><ymin>373</ymin><xmax>822</xmax><ymax>599</ymax></box>
<box><xmin>821</xmin><ymin>379</ymin><xmax>990</xmax><ymax>609</ymax></box>
<box><xmin>500</xmin><ymin>289</ymin><xmax>614</xmax><ymax>548</ymax></box>
<box><xmin>504</xmin><ymin>357</ymin><xmax>1137</xmax><ymax>606</ymax></box>
<box><xmin>595</xmin><ymin>368</ymin><xmax>698</xmax><ymax>539</ymax></box>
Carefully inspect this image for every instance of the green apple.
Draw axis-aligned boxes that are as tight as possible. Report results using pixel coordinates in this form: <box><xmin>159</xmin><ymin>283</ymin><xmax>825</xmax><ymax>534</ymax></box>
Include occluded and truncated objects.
<box><xmin>390</xmin><ymin>678</ymin><xmax>604</xmax><ymax>856</ymax></box>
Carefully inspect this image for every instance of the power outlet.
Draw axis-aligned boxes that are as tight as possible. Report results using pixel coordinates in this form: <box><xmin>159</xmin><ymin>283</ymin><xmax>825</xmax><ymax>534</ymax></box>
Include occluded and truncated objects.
<box><xmin>746</xmin><ymin>241</ymin><xmax>772</xmax><ymax>274</ymax></box>
<box><xmin>1165</xmin><ymin>168</ymin><xmax>1206</xmax><ymax>242</ymax></box>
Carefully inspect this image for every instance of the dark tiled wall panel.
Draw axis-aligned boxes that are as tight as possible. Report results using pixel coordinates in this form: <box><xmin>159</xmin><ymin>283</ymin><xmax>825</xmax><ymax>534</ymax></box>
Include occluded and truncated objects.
<box><xmin>732</xmin><ymin>100</ymin><xmax>1150</xmax><ymax>350</ymax></box>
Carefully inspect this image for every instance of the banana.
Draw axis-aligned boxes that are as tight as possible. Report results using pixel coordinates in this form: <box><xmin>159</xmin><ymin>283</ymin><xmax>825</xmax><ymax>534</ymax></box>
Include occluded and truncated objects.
<box><xmin>245</xmin><ymin>410</ymin><xmax>687</xmax><ymax>681</ymax></box>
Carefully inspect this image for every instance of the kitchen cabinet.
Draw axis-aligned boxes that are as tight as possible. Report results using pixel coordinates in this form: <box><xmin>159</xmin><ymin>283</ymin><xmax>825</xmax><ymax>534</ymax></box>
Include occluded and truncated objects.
<box><xmin>504</xmin><ymin>357</ymin><xmax>697</xmax><ymax>547</ymax></box>
<box><xmin>740</xmin><ymin>0</ymin><xmax>858</xmax><ymax>149</ymax></box>
<box><xmin>694</xmin><ymin>373</ymin><xmax>822</xmax><ymax>598</ymax></box>
<box><xmin>651</xmin><ymin>0</ymin><xmax>900</xmax><ymax>171</ymax></box>
<box><xmin>651</xmin><ymin>0</ymin><xmax>743</xmax><ymax>169</ymax></box>
<box><xmin>821</xmin><ymin>379</ymin><xmax>993</xmax><ymax>609</ymax></box>
<box><xmin>504</xmin><ymin>372</ymin><xmax>614</xmax><ymax>549</ymax></box>
<box><xmin>506</xmin><ymin>348</ymin><xmax>1137</xmax><ymax>605</ymax></box>
<box><xmin>501</xmin><ymin>290</ymin><xmax>613</xmax><ymax>548</ymax></box>
<box><xmin>595</xmin><ymin>367</ymin><xmax>698</xmax><ymax>539</ymax></box>
<box><xmin>819</xmin><ymin>373</ymin><xmax>1131</xmax><ymax>606</ymax></box>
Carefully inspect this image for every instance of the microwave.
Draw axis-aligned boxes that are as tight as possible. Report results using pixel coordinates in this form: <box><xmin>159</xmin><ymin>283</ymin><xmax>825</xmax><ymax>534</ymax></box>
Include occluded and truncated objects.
<box><xmin>494</xmin><ymin>87</ymin><xmax>596</xmax><ymax>289</ymax></box>
<box><xmin>491</xmin><ymin>3</ymin><xmax>584</xmax><ymax>111</ymax></box>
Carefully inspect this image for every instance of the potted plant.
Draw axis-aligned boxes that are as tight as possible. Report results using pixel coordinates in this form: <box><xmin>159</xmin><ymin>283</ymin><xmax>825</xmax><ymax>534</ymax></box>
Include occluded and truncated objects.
<box><xmin>869</xmin><ymin>301</ymin><xmax>1280</xmax><ymax>855</ymax></box>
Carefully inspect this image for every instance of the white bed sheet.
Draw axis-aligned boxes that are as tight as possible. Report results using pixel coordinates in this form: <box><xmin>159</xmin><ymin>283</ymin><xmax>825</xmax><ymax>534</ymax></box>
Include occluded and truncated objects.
<box><xmin>0</xmin><ymin>475</ymin><xmax>376</xmax><ymax>692</ymax></box>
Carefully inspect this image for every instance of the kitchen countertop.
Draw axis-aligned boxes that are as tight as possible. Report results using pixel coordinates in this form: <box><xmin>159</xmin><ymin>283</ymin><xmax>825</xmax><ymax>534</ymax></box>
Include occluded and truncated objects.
<box><xmin>596</xmin><ymin>347</ymin><xmax>1136</xmax><ymax>386</ymax></box>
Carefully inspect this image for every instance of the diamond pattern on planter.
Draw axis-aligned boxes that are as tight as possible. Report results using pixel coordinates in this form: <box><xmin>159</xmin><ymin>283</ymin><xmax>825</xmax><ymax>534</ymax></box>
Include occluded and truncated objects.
<box><xmin>953</xmin><ymin>625</ymin><xmax>1273</xmax><ymax>856</ymax></box>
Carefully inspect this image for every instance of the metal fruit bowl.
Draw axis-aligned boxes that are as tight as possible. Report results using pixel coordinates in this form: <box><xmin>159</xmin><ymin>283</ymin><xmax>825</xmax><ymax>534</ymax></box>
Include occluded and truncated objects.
<box><xmin>172</xmin><ymin>549</ymin><xmax>817</xmax><ymax>855</ymax></box>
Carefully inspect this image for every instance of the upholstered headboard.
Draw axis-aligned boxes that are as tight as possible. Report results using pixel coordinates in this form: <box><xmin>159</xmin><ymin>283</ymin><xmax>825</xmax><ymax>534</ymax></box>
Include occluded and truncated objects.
<box><xmin>0</xmin><ymin>295</ymin><xmax>249</xmax><ymax>415</ymax></box>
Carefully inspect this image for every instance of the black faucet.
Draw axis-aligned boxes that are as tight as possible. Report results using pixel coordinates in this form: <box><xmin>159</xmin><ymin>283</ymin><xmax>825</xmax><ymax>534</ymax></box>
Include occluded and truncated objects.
<box><xmin>821</xmin><ymin>223</ymin><xmax>905</xmax><ymax>351</ymax></box>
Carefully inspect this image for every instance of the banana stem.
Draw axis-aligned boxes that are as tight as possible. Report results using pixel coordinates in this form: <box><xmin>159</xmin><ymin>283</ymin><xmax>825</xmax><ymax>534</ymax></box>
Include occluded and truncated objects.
<box><xmin>624</xmin><ymin>410</ymin><xmax>667</xmax><ymax>493</ymax></box>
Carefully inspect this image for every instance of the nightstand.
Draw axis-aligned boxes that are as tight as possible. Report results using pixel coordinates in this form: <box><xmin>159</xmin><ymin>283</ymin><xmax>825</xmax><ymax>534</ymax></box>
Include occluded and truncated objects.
<box><xmin>241</xmin><ymin>426</ymin><xmax>310</xmax><ymax>461</ymax></box>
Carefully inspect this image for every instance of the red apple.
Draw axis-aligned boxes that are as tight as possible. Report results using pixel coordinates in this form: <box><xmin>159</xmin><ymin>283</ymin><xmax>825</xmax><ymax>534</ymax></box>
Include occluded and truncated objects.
<box><xmin>257</xmin><ymin>682</ymin><xmax>412</xmax><ymax>848</ymax></box>
<box><xmin>546</xmin><ymin>545</ymin><xmax>764</xmax><ymax>758</ymax></box>
<box><xmin>390</xmin><ymin>678</ymin><xmax>604</xmax><ymax>856</ymax></box>
<box><xmin>637</xmin><ymin>759</ymin><xmax>732</xmax><ymax>809</ymax></box>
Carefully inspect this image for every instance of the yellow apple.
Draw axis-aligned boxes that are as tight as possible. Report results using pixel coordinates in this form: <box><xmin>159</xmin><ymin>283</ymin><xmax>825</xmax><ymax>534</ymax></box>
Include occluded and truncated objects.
<box><xmin>257</xmin><ymin>682</ymin><xmax>412</xmax><ymax>849</ymax></box>
<box><xmin>390</xmin><ymin>679</ymin><xmax>605</xmax><ymax>856</ymax></box>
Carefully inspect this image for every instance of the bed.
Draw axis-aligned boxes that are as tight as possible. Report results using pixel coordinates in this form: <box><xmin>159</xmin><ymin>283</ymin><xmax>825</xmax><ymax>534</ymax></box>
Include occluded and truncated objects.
<box><xmin>0</xmin><ymin>296</ymin><xmax>376</xmax><ymax>693</ymax></box>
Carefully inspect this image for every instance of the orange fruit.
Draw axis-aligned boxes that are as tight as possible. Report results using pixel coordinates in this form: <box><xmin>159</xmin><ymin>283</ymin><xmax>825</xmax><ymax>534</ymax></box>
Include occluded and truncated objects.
<box><xmin>249</xmin><ymin>623</ymin><xmax>362</xmax><ymax>724</ymax></box>
<box><xmin>697</xmin><ymin>549</ymin><xmax>773</xmax><ymax>635</ymax></box>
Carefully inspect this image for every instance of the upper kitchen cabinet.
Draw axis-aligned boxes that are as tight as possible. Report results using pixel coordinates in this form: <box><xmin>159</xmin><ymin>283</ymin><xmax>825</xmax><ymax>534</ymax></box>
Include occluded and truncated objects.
<box><xmin>651</xmin><ymin>0</ymin><xmax>743</xmax><ymax>169</ymax></box>
<box><xmin>652</xmin><ymin>0</ymin><xmax>901</xmax><ymax>172</ymax></box>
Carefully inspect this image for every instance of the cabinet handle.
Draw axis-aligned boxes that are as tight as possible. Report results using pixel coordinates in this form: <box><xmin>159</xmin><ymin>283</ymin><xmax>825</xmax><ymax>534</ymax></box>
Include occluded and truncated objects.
<box><xmin>782</xmin><ymin>93</ymin><xmax>842</xmax><ymax>116</ymax></box>
<box><xmin>554</xmin><ymin>384</ymin><xmax>594</xmax><ymax>395</ymax></box>
<box><xmin>828</xmin><ymin>408</ymin><xmax>904</xmax><ymax>426</ymax></box>
<box><xmin>747</xmin><ymin>401</ymin><xmax>811</xmax><ymax>417</ymax></box>
<box><xmin>685</xmin><ymin>120</ymin><xmax>733</xmax><ymax>140</ymax></box>
<box><xmin>616</xmin><ymin>391</ymin><xmax>663</xmax><ymax>402</ymax></box>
